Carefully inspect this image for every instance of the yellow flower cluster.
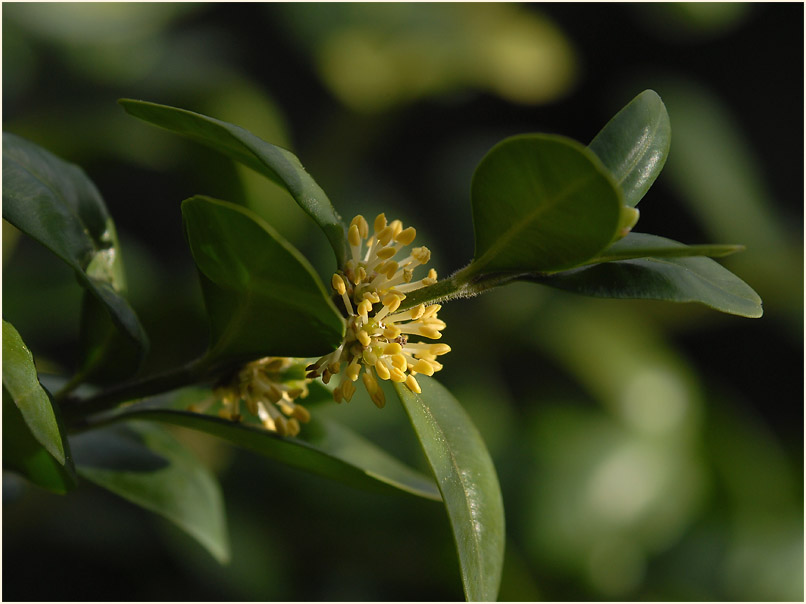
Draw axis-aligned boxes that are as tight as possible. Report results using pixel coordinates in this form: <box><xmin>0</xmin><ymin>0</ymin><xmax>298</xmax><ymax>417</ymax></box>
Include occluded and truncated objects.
<box><xmin>307</xmin><ymin>213</ymin><xmax>449</xmax><ymax>408</ymax></box>
<box><xmin>190</xmin><ymin>357</ymin><xmax>312</xmax><ymax>436</ymax></box>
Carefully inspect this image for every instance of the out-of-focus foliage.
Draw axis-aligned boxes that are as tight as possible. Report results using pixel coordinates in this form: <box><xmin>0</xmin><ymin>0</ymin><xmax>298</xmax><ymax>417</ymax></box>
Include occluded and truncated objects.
<box><xmin>276</xmin><ymin>3</ymin><xmax>577</xmax><ymax>112</ymax></box>
<box><xmin>3</xmin><ymin>3</ymin><xmax>801</xmax><ymax>602</ymax></box>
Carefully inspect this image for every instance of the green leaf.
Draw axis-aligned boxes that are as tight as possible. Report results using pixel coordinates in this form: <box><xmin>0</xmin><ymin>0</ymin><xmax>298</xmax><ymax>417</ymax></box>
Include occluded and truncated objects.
<box><xmin>182</xmin><ymin>196</ymin><xmax>345</xmax><ymax>365</ymax></box>
<box><xmin>589</xmin><ymin>232</ymin><xmax>744</xmax><ymax>263</ymax></box>
<box><xmin>394</xmin><ymin>376</ymin><xmax>505</xmax><ymax>601</ymax></box>
<box><xmin>469</xmin><ymin>134</ymin><xmax>622</xmax><ymax>275</ymax></box>
<box><xmin>3</xmin><ymin>320</ymin><xmax>68</xmax><ymax>464</ymax></box>
<box><xmin>531</xmin><ymin>238</ymin><xmax>763</xmax><ymax>318</ymax></box>
<box><xmin>3</xmin><ymin>391</ymin><xmax>76</xmax><ymax>493</ymax></box>
<box><xmin>588</xmin><ymin>89</ymin><xmax>671</xmax><ymax>208</ymax></box>
<box><xmin>100</xmin><ymin>403</ymin><xmax>441</xmax><ymax>501</ymax></box>
<box><xmin>118</xmin><ymin>98</ymin><xmax>347</xmax><ymax>265</ymax></box>
<box><xmin>2</xmin><ymin>133</ymin><xmax>148</xmax><ymax>373</ymax></box>
<box><xmin>72</xmin><ymin>421</ymin><xmax>230</xmax><ymax>564</ymax></box>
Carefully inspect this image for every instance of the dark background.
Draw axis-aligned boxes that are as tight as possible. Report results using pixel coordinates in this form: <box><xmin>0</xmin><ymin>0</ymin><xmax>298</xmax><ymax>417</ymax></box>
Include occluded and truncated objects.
<box><xmin>3</xmin><ymin>3</ymin><xmax>803</xmax><ymax>601</ymax></box>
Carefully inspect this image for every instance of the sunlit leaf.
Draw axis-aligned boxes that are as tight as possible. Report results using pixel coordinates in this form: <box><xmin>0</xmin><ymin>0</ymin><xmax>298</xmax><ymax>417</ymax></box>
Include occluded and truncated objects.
<box><xmin>3</xmin><ymin>391</ymin><xmax>76</xmax><ymax>493</ymax></box>
<box><xmin>588</xmin><ymin>89</ymin><xmax>671</xmax><ymax>208</ymax></box>
<box><xmin>394</xmin><ymin>376</ymin><xmax>505</xmax><ymax>601</ymax></box>
<box><xmin>530</xmin><ymin>243</ymin><xmax>763</xmax><ymax>318</ymax></box>
<box><xmin>2</xmin><ymin>320</ymin><xmax>68</xmax><ymax>464</ymax></box>
<box><xmin>72</xmin><ymin>421</ymin><xmax>230</xmax><ymax>564</ymax></box>
<box><xmin>182</xmin><ymin>196</ymin><xmax>345</xmax><ymax>365</ymax></box>
<box><xmin>119</xmin><ymin>98</ymin><xmax>347</xmax><ymax>265</ymax></box>
<box><xmin>2</xmin><ymin>133</ymin><xmax>148</xmax><ymax>374</ymax></box>
<box><xmin>469</xmin><ymin>134</ymin><xmax>621</xmax><ymax>275</ymax></box>
<box><xmin>100</xmin><ymin>402</ymin><xmax>441</xmax><ymax>501</ymax></box>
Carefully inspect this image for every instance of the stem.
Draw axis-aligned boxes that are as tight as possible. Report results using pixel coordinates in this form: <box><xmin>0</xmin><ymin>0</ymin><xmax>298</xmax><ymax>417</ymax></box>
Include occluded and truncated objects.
<box><xmin>398</xmin><ymin>262</ymin><xmax>527</xmax><ymax>310</ymax></box>
<box><xmin>60</xmin><ymin>357</ymin><xmax>213</xmax><ymax>425</ymax></box>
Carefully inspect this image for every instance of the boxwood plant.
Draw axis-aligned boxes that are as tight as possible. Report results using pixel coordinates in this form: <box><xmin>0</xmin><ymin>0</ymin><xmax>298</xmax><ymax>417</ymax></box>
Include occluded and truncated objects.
<box><xmin>2</xmin><ymin>90</ymin><xmax>761</xmax><ymax>601</ymax></box>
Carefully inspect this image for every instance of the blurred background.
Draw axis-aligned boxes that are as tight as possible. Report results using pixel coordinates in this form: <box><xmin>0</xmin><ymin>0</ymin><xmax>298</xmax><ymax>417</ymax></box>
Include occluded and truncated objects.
<box><xmin>3</xmin><ymin>3</ymin><xmax>803</xmax><ymax>601</ymax></box>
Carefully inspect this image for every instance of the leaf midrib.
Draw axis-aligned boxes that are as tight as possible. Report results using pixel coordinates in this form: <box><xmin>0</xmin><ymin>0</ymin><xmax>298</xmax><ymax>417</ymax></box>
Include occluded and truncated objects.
<box><xmin>412</xmin><ymin>390</ymin><xmax>487</xmax><ymax>600</ymax></box>
<box><xmin>473</xmin><ymin>172</ymin><xmax>598</xmax><ymax>273</ymax></box>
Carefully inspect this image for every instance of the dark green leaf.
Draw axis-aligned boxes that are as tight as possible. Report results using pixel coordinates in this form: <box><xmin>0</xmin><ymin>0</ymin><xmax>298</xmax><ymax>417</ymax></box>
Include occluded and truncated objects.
<box><xmin>531</xmin><ymin>240</ymin><xmax>763</xmax><ymax>318</ymax></box>
<box><xmin>394</xmin><ymin>376</ymin><xmax>505</xmax><ymax>601</ymax></box>
<box><xmin>101</xmin><ymin>404</ymin><xmax>441</xmax><ymax>501</ymax></box>
<box><xmin>3</xmin><ymin>320</ymin><xmax>68</xmax><ymax>463</ymax></box>
<box><xmin>119</xmin><ymin>98</ymin><xmax>347</xmax><ymax>265</ymax></box>
<box><xmin>76</xmin><ymin>291</ymin><xmax>148</xmax><ymax>385</ymax></box>
<box><xmin>469</xmin><ymin>134</ymin><xmax>622</xmax><ymax>275</ymax></box>
<box><xmin>72</xmin><ymin>422</ymin><xmax>230</xmax><ymax>564</ymax></box>
<box><xmin>182</xmin><ymin>196</ymin><xmax>345</xmax><ymax>364</ymax></box>
<box><xmin>588</xmin><ymin>89</ymin><xmax>671</xmax><ymax>208</ymax></box>
<box><xmin>3</xmin><ymin>391</ymin><xmax>76</xmax><ymax>493</ymax></box>
<box><xmin>2</xmin><ymin>133</ymin><xmax>148</xmax><ymax>373</ymax></box>
<box><xmin>589</xmin><ymin>232</ymin><xmax>744</xmax><ymax>263</ymax></box>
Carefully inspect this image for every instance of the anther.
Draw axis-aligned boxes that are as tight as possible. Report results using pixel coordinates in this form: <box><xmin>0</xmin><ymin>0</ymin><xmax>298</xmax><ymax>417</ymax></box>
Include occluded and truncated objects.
<box><xmin>395</xmin><ymin>227</ymin><xmax>416</xmax><ymax>245</ymax></box>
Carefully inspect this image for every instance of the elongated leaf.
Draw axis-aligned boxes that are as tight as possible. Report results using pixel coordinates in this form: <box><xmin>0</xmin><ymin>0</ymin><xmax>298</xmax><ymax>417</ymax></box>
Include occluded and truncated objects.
<box><xmin>530</xmin><ymin>245</ymin><xmax>763</xmax><ymax>318</ymax></box>
<box><xmin>394</xmin><ymin>377</ymin><xmax>505</xmax><ymax>601</ymax></box>
<box><xmin>102</xmin><ymin>405</ymin><xmax>441</xmax><ymax>501</ymax></box>
<box><xmin>3</xmin><ymin>391</ymin><xmax>76</xmax><ymax>493</ymax></box>
<box><xmin>588</xmin><ymin>89</ymin><xmax>671</xmax><ymax>208</ymax></box>
<box><xmin>3</xmin><ymin>320</ymin><xmax>68</xmax><ymax>464</ymax></box>
<box><xmin>589</xmin><ymin>232</ymin><xmax>744</xmax><ymax>263</ymax></box>
<box><xmin>119</xmin><ymin>98</ymin><xmax>347</xmax><ymax>265</ymax></box>
<box><xmin>182</xmin><ymin>196</ymin><xmax>345</xmax><ymax>364</ymax></box>
<box><xmin>72</xmin><ymin>422</ymin><xmax>230</xmax><ymax>563</ymax></box>
<box><xmin>470</xmin><ymin>134</ymin><xmax>622</xmax><ymax>275</ymax></box>
<box><xmin>2</xmin><ymin>133</ymin><xmax>148</xmax><ymax>372</ymax></box>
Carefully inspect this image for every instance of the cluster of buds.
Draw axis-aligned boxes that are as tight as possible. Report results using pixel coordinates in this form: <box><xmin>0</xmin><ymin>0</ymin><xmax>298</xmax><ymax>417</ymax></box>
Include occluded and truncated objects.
<box><xmin>306</xmin><ymin>213</ymin><xmax>450</xmax><ymax>408</ymax></box>
<box><xmin>190</xmin><ymin>357</ymin><xmax>312</xmax><ymax>437</ymax></box>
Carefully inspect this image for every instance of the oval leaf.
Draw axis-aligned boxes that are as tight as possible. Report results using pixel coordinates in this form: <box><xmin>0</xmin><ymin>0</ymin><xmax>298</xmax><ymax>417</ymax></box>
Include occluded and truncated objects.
<box><xmin>588</xmin><ymin>89</ymin><xmax>671</xmax><ymax>207</ymax></box>
<box><xmin>394</xmin><ymin>376</ymin><xmax>505</xmax><ymax>601</ymax></box>
<box><xmin>590</xmin><ymin>232</ymin><xmax>745</xmax><ymax>263</ymax></box>
<box><xmin>119</xmin><ymin>99</ymin><xmax>347</xmax><ymax>265</ymax></box>
<box><xmin>3</xmin><ymin>320</ymin><xmax>68</xmax><ymax>464</ymax></box>
<box><xmin>101</xmin><ymin>406</ymin><xmax>441</xmax><ymax>501</ymax></box>
<box><xmin>470</xmin><ymin>134</ymin><xmax>622</xmax><ymax>275</ymax></box>
<box><xmin>530</xmin><ymin>243</ymin><xmax>763</xmax><ymax>318</ymax></box>
<box><xmin>72</xmin><ymin>422</ymin><xmax>230</xmax><ymax>563</ymax></box>
<box><xmin>182</xmin><ymin>196</ymin><xmax>345</xmax><ymax>364</ymax></box>
<box><xmin>2</xmin><ymin>133</ymin><xmax>148</xmax><ymax>370</ymax></box>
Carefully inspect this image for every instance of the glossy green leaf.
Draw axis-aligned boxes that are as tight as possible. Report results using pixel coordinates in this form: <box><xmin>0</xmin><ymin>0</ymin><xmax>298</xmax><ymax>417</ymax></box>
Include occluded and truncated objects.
<box><xmin>72</xmin><ymin>421</ymin><xmax>230</xmax><ymax>563</ymax></box>
<box><xmin>119</xmin><ymin>98</ymin><xmax>347</xmax><ymax>265</ymax></box>
<box><xmin>469</xmin><ymin>134</ymin><xmax>622</xmax><ymax>275</ymax></box>
<box><xmin>531</xmin><ymin>239</ymin><xmax>763</xmax><ymax>318</ymax></box>
<box><xmin>588</xmin><ymin>89</ymin><xmax>671</xmax><ymax>208</ymax></box>
<box><xmin>394</xmin><ymin>376</ymin><xmax>505</xmax><ymax>601</ymax></box>
<box><xmin>2</xmin><ymin>133</ymin><xmax>148</xmax><ymax>371</ymax></box>
<box><xmin>182</xmin><ymin>196</ymin><xmax>345</xmax><ymax>365</ymax></box>
<box><xmin>3</xmin><ymin>320</ymin><xmax>68</xmax><ymax>463</ymax></box>
<box><xmin>589</xmin><ymin>232</ymin><xmax>744</xmax><ymax>264</ymax></box>
<box><xmin>3</xmin><ymin>391</ymin><xmax>76</xmax><ymax>493</ymax></box>
<box><xmin>101</xmin><ymin>404</ymin><xmax>441</xmax><ymax>500</ymax></box>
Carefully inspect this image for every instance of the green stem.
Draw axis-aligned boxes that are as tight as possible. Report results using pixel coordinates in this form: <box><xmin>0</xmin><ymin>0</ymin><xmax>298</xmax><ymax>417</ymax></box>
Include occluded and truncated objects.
<box><xmin>398</xmin><ymin>262</ymin><xmax>527</xmax><ymax>310</ymax></box>
<box><xmin>60</xmin><ymin>357</ymin><xmax>213</xmax><ymax>426</ymax></box>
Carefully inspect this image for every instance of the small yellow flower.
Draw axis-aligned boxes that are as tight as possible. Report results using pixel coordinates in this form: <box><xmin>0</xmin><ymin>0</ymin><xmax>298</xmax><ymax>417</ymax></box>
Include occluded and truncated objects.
<box><xmin>307</xmin><ymin>213</ymin><xmax>449</xmax><ymax>407</ymax></box>
<box><xmin>190</xmin><ymin>357</ymin><xmax>312</xmax><ymax>437</ymax></box>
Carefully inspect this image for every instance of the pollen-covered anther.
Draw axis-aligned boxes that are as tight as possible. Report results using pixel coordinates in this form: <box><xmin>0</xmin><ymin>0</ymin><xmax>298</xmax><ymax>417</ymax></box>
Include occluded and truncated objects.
<box><xmin>412</xmin><ymin>246</ymin><xmax>431</xmax><ymax>264</ymax></box>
